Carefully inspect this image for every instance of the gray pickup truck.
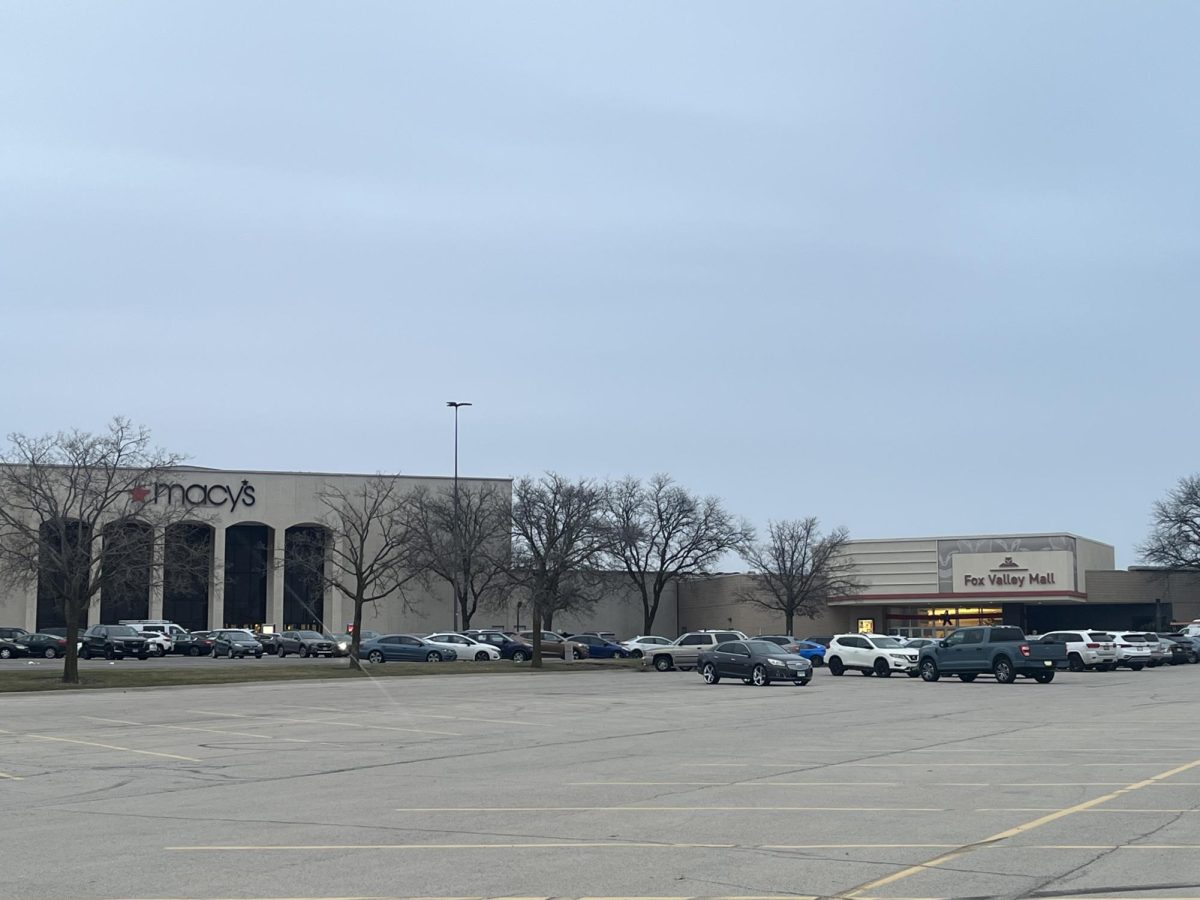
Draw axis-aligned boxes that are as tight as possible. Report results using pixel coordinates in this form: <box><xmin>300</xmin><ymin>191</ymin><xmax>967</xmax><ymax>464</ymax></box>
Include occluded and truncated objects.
<box><xmin>917</xmin><ymin>626</ymin><xmax>1068</xmax><ymax>684</ymax></box>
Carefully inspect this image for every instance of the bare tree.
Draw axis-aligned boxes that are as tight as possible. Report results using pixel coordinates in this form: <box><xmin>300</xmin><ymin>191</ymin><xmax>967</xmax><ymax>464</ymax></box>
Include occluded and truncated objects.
<box><xmin>0</xmin><ymin>419</ymin><xmax>200</xmax><ymax>684</ymax></box>
<box><xmin>736</xmin><ymin>518</ymin><xmax>859</xmax><ymax>635</ymax></box>
<box><xmin>404</xmin><ymin>482</ymin><xmax>512</xmax><ymax>630</ymax></box>
<box><xmin>287</xmin><ymin>474</ymin><xmax>420</xmax><ymax>670</ymax></box>
<box><xmin>509</xmin><ymin>473</ymin><xmax>608</xmax><ymax>667</ymax></box>
<box><xmin>605</xmin><ymin>474</ymin><xmax>752</xmax><ymax>633</ymax></box>
<box><xmin>1141</xmin><ymin>475</ymin><xmax>1200</xmax><ymax>570</ymax></box>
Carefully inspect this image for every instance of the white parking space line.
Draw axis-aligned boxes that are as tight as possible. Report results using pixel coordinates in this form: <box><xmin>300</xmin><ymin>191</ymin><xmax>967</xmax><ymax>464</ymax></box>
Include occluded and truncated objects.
<box><xmin>165</xmin><ymin>841</ymin><xmax>1200</xmax><ymax>853</ymax></box>
<box><xmin>187</xmin><ymin>709</ymin><xmax>462</xmax><ymax>736</ymax></box>
<box><xmin>0</xmin><ymin>770</ymin><xmax>23</xmax><ymax>780</ymax></box>
<box><xmin>17</xmin><ymin>733</ymin><xmax>200</xmax><ymax>762</ymax></box>
<box><xmin>274</xmin><ymin>704</ymin><xmax>553</xmax><ymax>727</ymax></box>
<box><xmin>568</xmin><ymin>780</ymin><xmax>1200</xmax><ymax>787</ymax></box>
<box><xmin>392</xmin><ymin>806</ymin><xmax>950</xmax><ymax>812</ymax></box>
<box><xmin>80</xmin><ymin>715</ymin><xmax>315</xmax><ymax>743</ymax></box>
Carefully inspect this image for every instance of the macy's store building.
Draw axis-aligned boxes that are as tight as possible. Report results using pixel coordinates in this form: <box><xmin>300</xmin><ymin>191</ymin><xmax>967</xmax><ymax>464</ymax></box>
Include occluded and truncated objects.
<box><xmin>2</xmin><ymin>468</ymin><xmax>509</xmax><ymax>636</ymax></box>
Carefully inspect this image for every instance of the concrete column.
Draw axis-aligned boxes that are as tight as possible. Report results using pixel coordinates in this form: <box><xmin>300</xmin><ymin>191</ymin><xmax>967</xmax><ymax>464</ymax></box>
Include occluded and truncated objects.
<box><xmin>148</xmin><ymin>526</ymin><xmax>165</xmax><ymax>620</ymax></box>
<box><xmin>20</xmin><ymin>581</ymin><xmax>38</xmax><ymax>633</ymax></box>
<box><xmin>209</xmin><ymin>524</ymin><xmax>226</xmax><ymax>630</ymax></box>
<box><xmin>88</xmin><ymin>528</ymin><xmax>104</xmax><ymax>627</ymax></box>
<box><xmin>268</xmin><ymin>527</ymin><xmax>286</xmax><ymax>630</ymax></box>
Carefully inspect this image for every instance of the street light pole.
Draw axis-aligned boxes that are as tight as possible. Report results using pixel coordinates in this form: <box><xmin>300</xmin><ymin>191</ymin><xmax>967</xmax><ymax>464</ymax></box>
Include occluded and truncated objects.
<box><xmin>446</xmin><ymin>401</ymin><xmax>472</xmax><ymax>631</ymax></box>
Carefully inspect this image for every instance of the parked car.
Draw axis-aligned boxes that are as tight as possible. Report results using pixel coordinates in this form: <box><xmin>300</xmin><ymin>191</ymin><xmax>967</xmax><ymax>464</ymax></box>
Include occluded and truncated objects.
<box><xmin>421</xmin><ymin>633</ymin><xmax>501</xmax><ymax>661</ymax></box>
<box><xmin>917</xmin><ymin>626</ymin><xmax>1067</xmax><ymax>683</ymax></box>
<box><xmin>698</xmin><ymin>640</ymin><xmax>814</xmax><ymax>687</ymax></box>
<box><xmin>255</xmin><ymin>632</ymin><xmax>285</xmax><ymax>655</ymax></box>
<box><xmin>0</xmin><ymin>626</ymin><xmax>32</xmax><ymax>642</ymax></box>
<box><xmin>619</xmin><ymin>635</ymin><xmax>673</xmax><ymax>658</ymax></box>
<box><xmin>174</xmin><ymin>632</ymin><xmax>214</xmax><ymax>656</ymax></box>
<box><xmin>358</xmin><ymin>634</ymin><xmax>458</xmax><ymax>663</ymax></box>
<box><xmin>462</xmin><ymin>629</ymin><xmax>534</xmax><ymax>662</ymax></box>
<box><xmin>1039</xmin><ymin>630</ymin><xmax>1118</xmax><ymax>672</ymax></box>
<box><xmin>211</xmin><ymin>629</ymin><xmax>265</xmax><ymax>659</ymax></box>
<box><xmin>80</xmin><ymin>625</ymin><xmax>151</xmax><ymax>660</ymax></box>
<box><xmin>902</xmin><ymin>638</ymin><xmax>939</xmax><ymax>651</ymax></box>
<box><xmin>1108</xmin><ymin>632</ymin><xmax>1154</xmax><ymax>670</ymax></box>
<box><xmin>517</xmin><ymin>631</ymin><xmax>590</xmax><ymax>660</ymax></box>
<box><xmin>754</xmin><ymin>635</ymin><xmax>826</xmax><ymax>665</ymax></box>
<box><xmin>135</xmin><ymin>631</ymin><xmax>171</xmax><ymax>657</ymax></box>
<box><xmin>803</xmin><ymin>635</ymin><xmax>834</xmax><ymax>648</ymax></box>
<box><xmin>647</xmin><ymin>630</ymin><xmax>749</xmax><ymax>672</ymax></box>
<box><xmin>567</xmin><ymin>630</ymin><xmax>617</xmax><ymax>642</ymax></box>
<box><xmin>1160</xmin><ymin>633</ymin><xmax>1200</xmax><ymax>663</ymax></box>
<box><xmin>120</xmin><ymin>620</ymin><xmax>192</xmax><ymax>652</ymax></box>
<box><xmin>277</xmin><ymin>630</ymin><xmax>337</xmax><ymax>658</ymax></box>
<box><xmin>0</xmin><ymin>637</ymin><xmax>29</xmax><ymax>659</ymax></box>
<box><xmin>12</xmin><ymin>632</ymin><xmax>69</xmax><ymax>659</ymax></box>
<box><xmin>826</xmin><ymin>634</ymin><xmax>919</xmax><ymax>677</ymax></box>
<box><xmin>564</xmin><ymin>633</ymin><xmax>630</xmax><ymax>659</ymax></box>
<box><xmin>1149</xmin><ymin>633</ymin><xmax>1193</xmax><ymax>665</ymax></box>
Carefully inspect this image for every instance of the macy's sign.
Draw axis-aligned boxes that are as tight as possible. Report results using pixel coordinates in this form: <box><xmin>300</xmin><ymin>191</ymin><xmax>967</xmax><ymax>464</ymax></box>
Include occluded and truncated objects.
<box><xmin>130</xmin><ymin>480</ymin><xmax>257</xmax><ymax>512</ymax></box>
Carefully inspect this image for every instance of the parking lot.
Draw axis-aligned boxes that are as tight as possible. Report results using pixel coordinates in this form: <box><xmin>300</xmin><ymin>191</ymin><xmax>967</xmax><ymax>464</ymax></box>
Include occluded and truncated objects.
<box><xmin>1</xmin><ymin>664</ymin><xmax>1199</xmax><ymax>900</ymax></box>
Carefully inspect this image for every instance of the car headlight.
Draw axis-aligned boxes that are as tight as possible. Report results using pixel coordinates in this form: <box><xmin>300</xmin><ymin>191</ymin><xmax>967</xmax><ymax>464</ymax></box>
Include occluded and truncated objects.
<box><xmin>337</xmin><ymin>641</ymin><xmax>348</xmax><ymax>650</ymax></box>
<box><xmin>767</xmin><ymin>658</ymin><xmax>784</xmax><ymax>666</ymax></box>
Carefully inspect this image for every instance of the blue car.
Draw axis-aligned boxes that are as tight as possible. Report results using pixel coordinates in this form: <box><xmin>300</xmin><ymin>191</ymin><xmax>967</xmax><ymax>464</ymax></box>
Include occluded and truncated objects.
<box><xmin>566</xmin><ymin>633</ymin><xmax>631</xmax><ymax>659</ymax></box>
<box><xmin>358</xmin><ymin>634</ymin><xmax>459</xmax><ymax>663</ymax></box>
<box><xmin>755</xmin><ymin>635</ymin><xmax>825</xmax><ymax>666</ymax></box>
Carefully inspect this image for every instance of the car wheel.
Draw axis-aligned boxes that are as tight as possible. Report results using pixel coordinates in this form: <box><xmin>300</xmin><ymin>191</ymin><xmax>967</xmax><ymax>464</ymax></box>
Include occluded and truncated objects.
<box><xmin>630</xmin><ymin>649</ymin><xmax>643</xmax><ymax>658</ymax></box>
<box><xmin>873</xmin><ymin>658</ymin><xmax>892</xmax><ymax>677</ymax></box>
<box><xmin>368</xmin><ymin>650</ymin><xmax>384</xmax><ymax>664</ymax></box>
<box><xmin>958</xmin><ymin>673</ymin><xmax>977</xmax><ymax>682</ymax></box>
<box><xmin>81</xmin><ymin>646</ymin><xmax>91</xmax><ymax>659</ymax></box>
<box><xmin>1131</xmin><ymin>663</ymin><xmax>1144</xmax><ymax>671</ymax></box>
<box><xmin>920</xmin><ymin>659</ymin><xmax>940</xmax><ymax>682</ymax></box>
<box><xmin>1033</xmin><ymin>670</ymin><xmax>1055</xmax><ymax>684</ymax></box>
<box><xmin>512</xmin><ymin>649</ymin><xmax>529</xmax><ymax>663</ymax></box>
<box><xmin>104</xmin><ymin>646</ymin><xmax>116</xmax><ymax>660</ymax></box>
<box><xmin>186</xmin><ymin>645</ymin><xmax>199</xmax><ymax>656</ymax></box>
<box><xmin>993</xmin><ymin>656</ymin><xmax>1016</xmax><ymax>684</ymax></box>
<box><xmin>426</xmin><ymin>651</ymin><xmax>442</xmax><ymax>662</ymax></box>
<box><xmin>701</xmin><ymin>663</ymin><xmax>720</xmax><ymax>684</ymax></box>
<box><xmin>653</xmin><ymin>655</ymin><xmax>673</xmax><ymax>672</ymax></box>
<box><xmin>279</xmin><ymin>648</ymin><xmax>287</xmax><ymax>657</ymax></box>
<box><xmin>0</xmin><ymin>648</ymin><xmax>11</xmax><ymax>660</ymax></box>
<box><xmin>1068</xmin><ymin>653</ymin><xmax>1085</xmax><ymax>672</ymax></box>
<box><xmin>255</xmin><ymin>652</ymin><xmax>263</xmax><ymax>659</ymax></box>
<box><xmin>299</xmin><ymin>645</ymin><xmax>309</xmax><ymax>658</ymax></box>
<box><xmin>751</xmin><ymin>664</ymin><xmax>769</xmax><ymax>686</ymax></box>
<box><xmin>827</xmin><ymin>656</ymin><xmax>845</xmax><ymax>676</ymax></box>
<box><xmin>156</xmin><ymin>645</ymin><xmax>166</xmax><ymax>657</ymax></box>
<box><xmin>475</xmin><ymin>651</ymin><xmax>489</xmax><ymax>661</ymax></box>
<box><xmin>44</xmin><ymin>647</ymin><xmax>58</xmax><ymax>659</ymax></box>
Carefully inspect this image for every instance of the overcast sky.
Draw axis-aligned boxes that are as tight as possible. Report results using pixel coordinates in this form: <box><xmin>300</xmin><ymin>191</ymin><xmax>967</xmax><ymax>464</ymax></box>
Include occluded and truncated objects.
<box><xmin>3</xmin><ymin>2</ymin><xmax>1198</xmax><ymax>567</ymax></box>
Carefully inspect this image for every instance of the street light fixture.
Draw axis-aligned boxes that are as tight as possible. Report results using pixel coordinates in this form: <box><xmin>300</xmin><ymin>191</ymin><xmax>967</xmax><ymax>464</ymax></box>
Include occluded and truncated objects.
<box><xmin>446</xmin><ymin>401</ymin><xmax>472</xmax><ymax>631</ymax></box>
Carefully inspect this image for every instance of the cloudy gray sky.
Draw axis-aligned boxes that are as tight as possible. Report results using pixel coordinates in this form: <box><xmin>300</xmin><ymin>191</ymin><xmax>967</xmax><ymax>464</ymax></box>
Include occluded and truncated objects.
<box><xmin>3</xmin><ymin>1</ymin><xmax>1198</xmax><ymax>566</ymax></box>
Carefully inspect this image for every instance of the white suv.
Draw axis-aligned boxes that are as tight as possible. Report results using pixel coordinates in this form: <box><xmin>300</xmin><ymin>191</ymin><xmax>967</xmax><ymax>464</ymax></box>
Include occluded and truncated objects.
<box><xmin>1040</xmin><ymin>630</ymin><xmax>1118</xmax><ymax>672</ymax></box>
<box><xmin>826</xmin><ymin>633</ymin><xmax>919</xmax><ymax>677</ymax></box>
<box><xmin>1108</xmin><ymin>632</ymin><xmax>1153</xmax><ymax>671</ymax></box>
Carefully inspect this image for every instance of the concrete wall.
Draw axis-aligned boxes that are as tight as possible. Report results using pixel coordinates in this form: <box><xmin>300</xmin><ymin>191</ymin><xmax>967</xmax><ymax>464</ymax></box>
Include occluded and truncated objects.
<box><xmin>1075</xmin><ymin>538</ymin><xmax>1117</xmax><ymax>592</ymax></box>
<box><xmin>840</xmin><ymin>539</ymin><xmax>939</xmax><ymax>595</ymax></box>
<box><xmin>675</xmin><ymin>574</ymin><xmax>859</xmax><ymax>638</ymax></box>
<box><xmin>1085</xmin><ymin>569</ymin><xmax>1200</xmax><ymax>624</ymax></box>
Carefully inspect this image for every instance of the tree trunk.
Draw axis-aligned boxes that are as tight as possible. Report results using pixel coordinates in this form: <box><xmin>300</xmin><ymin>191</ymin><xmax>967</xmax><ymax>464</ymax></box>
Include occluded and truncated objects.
<box><xmin>785</xmin><ymin>608</ymin><xmax>794</xmax><ymax>638</ymax></box>
<box><xmin>62</xmin><ymin>601</ymin><xmax>81</xmax><ymax>685</ymax></box>
<box><xmin>459</xmin><ymin>587</ymin><xmax>471</xmax><ymax>630</ymax></box>
<box><xmin>348</xmin><ymin>595</ymin><xmax>365</xmax><ymax>671</ymax></box>
<box><xmin>531</xmin><ymin>605</ymin><xmax>543</xmax><ymax>669</ymax></box>
<box><xmin>644</xmin><ymin>585</ymin><xmax>661</xmax><ymax>634</ymax></box>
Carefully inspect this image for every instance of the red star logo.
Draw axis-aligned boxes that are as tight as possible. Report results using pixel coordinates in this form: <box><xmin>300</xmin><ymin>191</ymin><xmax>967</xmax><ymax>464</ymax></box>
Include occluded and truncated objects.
<box><xmin>130</xmin><ymin>485</ymin><xmax>150</xmax><ymax>503</ymax></box>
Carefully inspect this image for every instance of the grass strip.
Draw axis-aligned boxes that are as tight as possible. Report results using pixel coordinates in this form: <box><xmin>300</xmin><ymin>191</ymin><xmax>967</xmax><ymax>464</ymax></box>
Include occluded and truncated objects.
<box><xmin>0</xmin><ymin>658</ymin><xmax>644</xmax><ymax>693</ymax></box>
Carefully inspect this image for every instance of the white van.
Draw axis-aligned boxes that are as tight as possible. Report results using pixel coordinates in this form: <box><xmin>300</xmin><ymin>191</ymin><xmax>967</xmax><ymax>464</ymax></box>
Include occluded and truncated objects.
<box><xmin>120</xmin><ymin>620</ymin><xmax>191</xmax><ymax>651</ymax></box>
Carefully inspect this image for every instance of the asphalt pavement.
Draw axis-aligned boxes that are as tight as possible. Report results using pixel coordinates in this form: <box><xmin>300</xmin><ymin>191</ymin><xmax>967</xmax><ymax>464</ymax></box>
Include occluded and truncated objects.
<box><xmin>1</xmin><ymin>661</ymin><xmax>1199</xmax><ymax>899</ymax></box>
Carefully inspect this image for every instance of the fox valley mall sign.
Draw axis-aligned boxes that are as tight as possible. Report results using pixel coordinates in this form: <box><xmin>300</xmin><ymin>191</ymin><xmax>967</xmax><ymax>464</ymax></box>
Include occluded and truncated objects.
<box><xmin>129</xmin><ymin>480</ymin><xmax>257</xmax><ymax>512</ymax></box>
<box><xmin>951</xmin><ymin>551</ymin><xmax>1075</xmax><ymax>594</ymax></box>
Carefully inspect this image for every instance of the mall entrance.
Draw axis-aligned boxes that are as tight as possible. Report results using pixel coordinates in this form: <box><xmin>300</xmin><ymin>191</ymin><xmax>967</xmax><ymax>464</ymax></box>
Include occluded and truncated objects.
<box><xmin>885</xmin><ymin>605</ymin><xmax>1005</xmax><ymax>638</ymax></box>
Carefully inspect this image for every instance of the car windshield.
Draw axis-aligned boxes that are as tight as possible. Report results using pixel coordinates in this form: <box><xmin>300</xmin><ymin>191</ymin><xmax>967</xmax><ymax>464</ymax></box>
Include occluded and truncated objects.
<box><xmin>228</xmin><ymin>632</ymin><xmax>256</xmax><ymax>640</ymax></box>
<box><xmin>108</xmin><ymin>626</ymin><xmax>138</xmax><ymax>636</ymax></box>
<box><xmin>869</xmin><ymin>637</ymin><xmax>904</xmax><ymax>648</ymax></box>
<box><xmin>296</xmin><ymin>631</ymin><xmax>324</xmax><ymax>639</ymax></box>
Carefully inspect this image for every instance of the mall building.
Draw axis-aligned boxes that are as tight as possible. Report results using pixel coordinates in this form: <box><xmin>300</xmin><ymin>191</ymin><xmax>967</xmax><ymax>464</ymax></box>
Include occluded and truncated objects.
<box><xmin>3</xmin><ymin>466</ymin><xmax>1197</xmax><ymax>640</ymax></box>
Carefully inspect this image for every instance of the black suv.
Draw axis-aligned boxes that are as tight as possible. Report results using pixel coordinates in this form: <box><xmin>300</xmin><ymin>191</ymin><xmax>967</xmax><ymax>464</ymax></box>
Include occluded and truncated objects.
<box><xmin>277</xmin><ymin>630</ymin><xmax>336</xmax><ymax>658</ymax></box>
<box><xmin>81</xmin><ymin>625</ymin><xmax>151</xmax><ymax>660</ymax></box>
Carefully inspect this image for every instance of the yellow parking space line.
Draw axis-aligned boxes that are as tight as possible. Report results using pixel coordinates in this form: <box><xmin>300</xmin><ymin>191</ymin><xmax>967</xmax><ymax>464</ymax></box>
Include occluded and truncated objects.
<box><xmin>188</xmin><ymin>709</ymin><xmax>461</xmax><ymax>737</ymax></box>
<box><xmin>842</xmin><ymin>753</ymin><xmax>1200</xmax><ymax>899</ymax></box>
<box><xmin>81</xmin><ymin>715</ymin><xmax>314</xmax><ymax>743</ymax></box>
<box><xmin>24</xmin><ymin>733</ymin><xmax>200</xmax><ymax>762</ymax></box>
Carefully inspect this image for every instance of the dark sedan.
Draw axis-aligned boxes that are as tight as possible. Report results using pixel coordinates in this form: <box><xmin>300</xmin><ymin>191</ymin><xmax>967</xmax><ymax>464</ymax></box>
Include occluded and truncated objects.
<box><xmin>15</xmin><ymin>632</ymin><xmax>69</xmax><ymax>659</ymax></box>
<box><xmin>277</xmin><ymin>630</ymin><xmax>337</xmax><ymax>658</ymax></box>
<box><xmin>566</xmin><ymin>633</ymin><xmax>631</xmax><ymax>659</ymax></box>
<box><xmin>211</xmin><ymin>629</ymin><xmax>265</xmax><ymax>659</ymax></box>
<box><xmin>697</xmin><ymin>639</ymin><xmax>814</xmax><ymax>687</ymax></box>
<box><xmin>0</xmin><ymin>638</ymin><xmax>29</xmax><ymax>659</ymax></box>
<box><xmin>358</xmin><ymin>634</ymin><xmax>458</xmax><ymax>663</ymax></box>
<box><xmin>462</xmin><ymin>630</ymin><xmax>533</xmax><ymax>662</ymax></box>
<box><xmin>1156</xmin><ymin>634</ymin><xmax>1198</xmax><ymax>664</ymax></box>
